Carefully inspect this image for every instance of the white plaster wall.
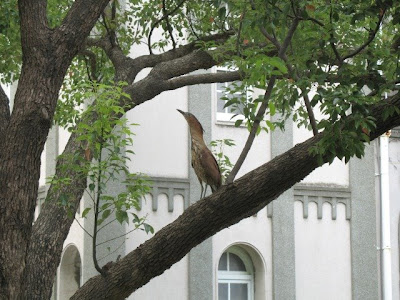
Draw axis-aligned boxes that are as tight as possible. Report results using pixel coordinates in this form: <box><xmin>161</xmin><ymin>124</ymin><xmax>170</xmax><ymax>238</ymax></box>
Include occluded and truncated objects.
<box><xmin>293</xmin><ymin>117</ymin><xmax>349</xmax><ymax>186</ymax></box>
<box><xmin>295</xmin><ymin>201</ymin><xmax>351</xmax><ymax>300</ymax></box>
<box><xmin>58</xmin><ymin>126</ymin><xmax>71</xmax><ymax>154</ymax></box>
<box><xmin>126</xmin><ymin>88</ymin><xmax>189</xmax><ymax>178</ymax></box>
<box><xmin>125</xmin><ymin>193</ymin><xmax>188</xmax><ymax>300</ymax></box>
<box><xmin>389</xmin><ymin>138</ymin><xmax>400</xmax><ymax>299</ymax></box>
<box><xmin>212</xmin><ymin>208</ymin><xmax>272</xmax><ymax>300</ymax></box>
<box><xmin>39</xmin><ymin>145</ymin><xmax>46</xmax><ymax>186</ymax></box>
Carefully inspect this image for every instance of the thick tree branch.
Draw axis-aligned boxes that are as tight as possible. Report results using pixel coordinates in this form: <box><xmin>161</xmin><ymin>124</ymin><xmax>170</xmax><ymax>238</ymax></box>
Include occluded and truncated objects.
<box><xmin>166</xmin><ymin>71</ymin><xmax>243</xmax><ymax>89</ymax></box>
<box><xmin>0</xmin><ymin>85</ymin><xmax>10</xmax><ymax>137</ymax></box>
<box><xmin>18</xmin><ymin>0</ymin><xmax>49</xmax><ymax>56</ymax></box>
<box><xmin>72</xmin><ymin>92</ymin><xmax>400</xmax><ymax>299</ymax></box>
<box><xmin>53</xmin><ymin>0</ymin><xmax>111</xmax><ymax>64</ymax></box>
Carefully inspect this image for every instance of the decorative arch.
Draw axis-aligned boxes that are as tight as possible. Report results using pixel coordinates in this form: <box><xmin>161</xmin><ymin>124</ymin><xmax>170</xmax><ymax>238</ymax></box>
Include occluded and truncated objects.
<box><xmin>59</xmin><ymin>244</ymin><xmax>81</xmax><ymax>300</ymax></box>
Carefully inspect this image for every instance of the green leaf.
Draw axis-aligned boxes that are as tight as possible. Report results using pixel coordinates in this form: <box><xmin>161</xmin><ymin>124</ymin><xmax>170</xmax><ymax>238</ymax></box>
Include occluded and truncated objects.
<box><xmin>116</xmin><ymin>210</ymin><xmax>129</xmax><ymax>224</ymax></box>
<box><xmin>81</xmin><ymin>207</ymin><xmax>91</xmax><ymax>218</ymax></box>
<box><xmin>234</xmin><ymin>119</ymin><xmax>243</xmax><ymax>127</ymax></box>
<box><xmin>269</xmin><ymin>102</ymin><xmax>276</xmax><ymax>116</ymax></box>
<box><xmin>144</xmin><ymin>223</ymin><xmax>154</xmax><ymax>234</ymax></box>
<box><xmin>102</xmin><ymin>209</ymin><xmax>111</xmax><ymax>220</ymax></box>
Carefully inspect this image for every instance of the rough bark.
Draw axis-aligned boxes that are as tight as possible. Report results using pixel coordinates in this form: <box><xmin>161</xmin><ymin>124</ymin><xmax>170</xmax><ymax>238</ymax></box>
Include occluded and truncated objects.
<box><xmin>71</xmin><ymin>92</ymin><xmax>400</xmax><ymax>299</ymax></box>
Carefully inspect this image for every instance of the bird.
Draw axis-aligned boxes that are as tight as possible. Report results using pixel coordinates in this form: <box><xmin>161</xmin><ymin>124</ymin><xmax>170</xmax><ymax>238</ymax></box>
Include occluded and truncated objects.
<box><xmin>177</xmin><ymin>109</ymin><xmax>222</xmax><ymax>199</ymax></box>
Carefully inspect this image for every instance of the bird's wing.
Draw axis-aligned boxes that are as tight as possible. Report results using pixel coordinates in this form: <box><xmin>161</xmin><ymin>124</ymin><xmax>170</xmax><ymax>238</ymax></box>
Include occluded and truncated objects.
<box><xmin>200</xmin><ymin>147</ymin><xmax>222</xmax><ymax>190</ymax></box>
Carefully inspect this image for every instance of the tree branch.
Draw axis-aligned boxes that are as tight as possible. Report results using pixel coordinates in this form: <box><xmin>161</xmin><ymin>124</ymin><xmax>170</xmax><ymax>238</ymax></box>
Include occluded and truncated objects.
<box><xmin>226</xmin><ymin>16</ymin><xmax>300</xmax><ymax>183</ymax></box>
<box><xmin>166</xmin><ymin>71</ymin><xmax>243</xmax><ymax>89</ymax></box>
<box><xmin>53</xmin><ymin>0</ymin><xmax>111</xmax><ymax>63</ymax></box>
<box><xmin>72</xmin><ymin>92</ymin><xmax>400</xmax><ymax>299</ymax></box>
<box><xmin>342</xmin><ymin>8</ymin><xmax>386</xmax><ymax>61</ymax></box>
<box><xmin>147</xmin><ymin>0</ymin><xmax>187</xmax><ymax>54</ymax></box>
<box><xmin>18</xmin><ymin>0</ymin><xmax>49</xmax><ymax>55</ymax></box>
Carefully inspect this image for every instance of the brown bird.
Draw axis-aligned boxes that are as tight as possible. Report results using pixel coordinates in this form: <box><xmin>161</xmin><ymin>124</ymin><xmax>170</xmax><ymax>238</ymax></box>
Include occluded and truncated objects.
<box><xmin>177</xmin><ymin>109</ymin><xmax>221</xmax><ymax>199</ymax></box>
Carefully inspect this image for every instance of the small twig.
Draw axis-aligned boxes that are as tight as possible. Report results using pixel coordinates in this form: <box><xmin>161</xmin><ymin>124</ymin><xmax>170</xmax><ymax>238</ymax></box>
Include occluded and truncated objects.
<box><xmin>80</xmin><ymin>50</ymin><xmax>98</xmax><ymax>82</ymax></box>
<box><xmin>148</xmin><ymin>0</ymin><xmax>187</xmax><ymax>54</ymax></box>
<box><xmin>97</xmin><ymin>214</ymin><xmax>117</xmax><ymax>232</ymax></box>
<box><xmin>236</xmin><ymin>8</ymin><xmax>246</xmax><ymax>56</ymax></box>
<box><xmin>342</xmin><ymin>8</ymin><xmax>386</xmax><ymax>61</ymax></box>
<box><xmin>302</xmin><ymin>92</ymin><xmax>318</xmax><ymax>135</ymax></box>
<box><xmin>329</xmin><ymin>2</ymin><xmax>342</xmax><ymax>65</ymax></box>
<box><xmin>92</xmin><ymin>129</ymin><xmax>106</xmax><ymax>276</ymax></box>
<box><xmin>97</xmin><ymin>240</ymin><xmax>125</xmax><ymax>262</ymax></box>
<box><xmin>96</xmin><ymin>225</ymin><xmax>142</xmax><ymax>247</ymax></box>
<box><xmin>162</xmin><ymin>0</ymin><xmax>176</xmax><ymax>49</ymax></box>
<box><xmin>74</xmin><ymin>217</ymin><xmax>93</xmax><ymax>238</ymax></box>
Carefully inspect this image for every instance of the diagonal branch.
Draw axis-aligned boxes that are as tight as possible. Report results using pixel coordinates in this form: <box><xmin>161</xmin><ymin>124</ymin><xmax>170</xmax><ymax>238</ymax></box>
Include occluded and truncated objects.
<box><xmin>342</xmin><ymin>8</ymin><xmax>386</xmax><ymax>61</ymax></box>
<box><xmin>226</xmin><ymin>16</ymin><xmax>300</xmax><ymax>183</ymax></box>
<box><xmin>53</xmin><ymin>0</ymin><xmax>111</xmax><ymax>63</ymax></box>
<box><xmin>71</xmin><ymin>92</ymin><xmax>400</xmax><ymax>299</ymax></box>
<box><xmin>0</xmin><ymin>85</ymin><xmax>10</xmax><ymax>137</ymax></box>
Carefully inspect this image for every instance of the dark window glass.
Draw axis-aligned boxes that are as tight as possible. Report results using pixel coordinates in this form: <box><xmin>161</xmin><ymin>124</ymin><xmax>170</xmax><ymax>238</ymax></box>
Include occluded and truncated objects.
<box><xmin>230</xmin><ymin>283</ymin><xmax>248</xmax><ymax>300</ymax></box>
<box><xmin>218</xmin><ymin>283</ymin><xmax>229</xmax><ymax>300</ymax></box>
<box><xmin>229</xmin><ymin>253</ymin><xmax>246</xmax><ymax>271</ymax></box>
<box><xmin>218</xmin><ymin>252</ymin><xmax>228</xmax><ymax>270</ymax></box>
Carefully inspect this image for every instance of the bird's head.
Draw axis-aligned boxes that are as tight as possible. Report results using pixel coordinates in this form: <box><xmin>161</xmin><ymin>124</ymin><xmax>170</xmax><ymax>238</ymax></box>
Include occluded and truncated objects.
<box><xmin>177</xmin><ymin>109</ymin><xmax>205</xmax><ymax>135</ymax></box>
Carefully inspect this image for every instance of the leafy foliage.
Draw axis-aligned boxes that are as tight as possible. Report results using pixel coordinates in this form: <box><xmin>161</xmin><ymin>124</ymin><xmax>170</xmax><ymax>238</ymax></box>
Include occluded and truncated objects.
<box><xmin>210</xmin><ymin>139</ymin><xmax>235</xmax><ymax>181</ymax></box>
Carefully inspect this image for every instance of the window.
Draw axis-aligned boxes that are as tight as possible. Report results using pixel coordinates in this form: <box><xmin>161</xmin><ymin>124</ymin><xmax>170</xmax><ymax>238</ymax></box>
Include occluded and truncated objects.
<box><xmin>215</xmin><ymin>68</ymin><xmax>250</xmax><ymax>123</ymax></box>
<box><xmin>218</xmin><ymin>247</ymin><xmax>254</xmax><ymax>300</ymax></box>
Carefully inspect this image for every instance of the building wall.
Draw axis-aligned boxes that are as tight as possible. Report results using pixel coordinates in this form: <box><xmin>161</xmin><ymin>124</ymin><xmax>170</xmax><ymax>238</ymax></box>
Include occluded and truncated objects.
<box><xmin>389</xmin><ymin>132</ymin><xmax>400</xmax><ymax>299</ymax></box>
<box><xmin>295</xmin><ymin>201</ymin><xmax>351</xmax><ymax>300</ymax></box>
<box><xmin>293</xmin><ymin>119</ymin><xmax>349</xmax><ymax>187</ymax></box>
<box><xmin>127</xmin><ymin>87</ymin><xmax>189</xmax><ymax>178</ymax></box>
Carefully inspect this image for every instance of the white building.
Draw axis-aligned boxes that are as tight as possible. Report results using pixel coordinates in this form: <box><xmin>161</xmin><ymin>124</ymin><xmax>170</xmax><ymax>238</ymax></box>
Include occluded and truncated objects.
<box><xmin>4</xmin><ymin>62</ymin><xmax>397</xmax><ymax>299</ymax></box>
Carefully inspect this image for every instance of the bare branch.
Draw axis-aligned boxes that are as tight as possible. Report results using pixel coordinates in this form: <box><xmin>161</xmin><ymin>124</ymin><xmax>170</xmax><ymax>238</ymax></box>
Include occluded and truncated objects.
<box><xmin>162</xmin><ymin>0</ymin><xmax>177</xmax><ymax>50</ymax></box>
<box><xmin>226</xmin><ymin>77</ymin><xmax>276</xmax><ymax>184</ymax></box>
<box><xmin>329</xmin><ymin>3</ymin><xmax>342</xmax><ymax>64</ymax></box>
<box><xmin>342</xmin><ymin>9</ymin><xmax>386</xmax><ymax>61</ymax></box>
<box><xmin>227</xmin><ymin>17</ymin><xmax>300</xmax><ymax>183</ymax></box>
<box><xmin>80</xmin><ymin>50</ymin><xmax>99</xmax><ymax>82</ymax></box>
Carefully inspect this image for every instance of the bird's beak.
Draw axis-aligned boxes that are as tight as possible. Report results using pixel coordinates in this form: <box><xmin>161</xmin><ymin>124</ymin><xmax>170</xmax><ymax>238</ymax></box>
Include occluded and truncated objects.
<box><xmin>177</xmin><ymin>109</ymin><xmax>186</xmax><ymax>116</ymax></box>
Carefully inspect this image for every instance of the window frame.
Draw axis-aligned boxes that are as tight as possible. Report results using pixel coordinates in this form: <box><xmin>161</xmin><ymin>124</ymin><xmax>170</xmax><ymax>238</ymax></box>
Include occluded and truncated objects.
<box><xmin>217</xmin><ymin>246</ymin><xmax>255</xmax><ymax>300</ymax></box>
<box><xmin>213</xmin><ymin>66</ymin><xmax>251</xmax><ymax>125</ymax></box>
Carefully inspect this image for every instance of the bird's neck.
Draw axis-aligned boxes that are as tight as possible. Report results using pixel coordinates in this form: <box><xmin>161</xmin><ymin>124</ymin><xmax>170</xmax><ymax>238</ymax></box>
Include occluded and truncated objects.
<box><xmin>190</xmin><ymin>130</ymin><xmax>206</xmax><ymax>145</ymax></box>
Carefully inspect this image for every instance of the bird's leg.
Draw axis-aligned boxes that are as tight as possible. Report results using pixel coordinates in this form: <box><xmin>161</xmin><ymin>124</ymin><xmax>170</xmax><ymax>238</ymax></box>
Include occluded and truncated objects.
<box><xmin>203</xmin><ymin>185</ymin><xmax>209</xmax><ymax>198</ymax></box>
<box><xmin>199</xmin><ymin>182</ymin><xmax>204</xmax><ymax>199</ymax></box>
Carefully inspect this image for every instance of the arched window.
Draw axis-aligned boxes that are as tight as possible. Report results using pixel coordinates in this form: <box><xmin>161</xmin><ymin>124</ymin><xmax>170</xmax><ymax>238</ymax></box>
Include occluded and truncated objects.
<box><xmin>59</xmin><ymin>244</ymin><xmax>81</xmax><ymax>300</ymax></box>
<box><xmin>218</xmin><ymin>246</ymin><xmax>254</xmax><ymax>300</ymax></box>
